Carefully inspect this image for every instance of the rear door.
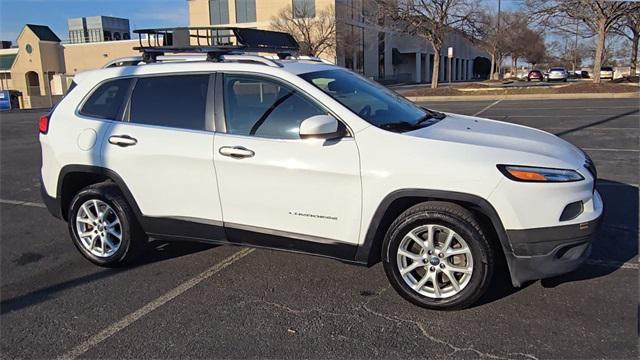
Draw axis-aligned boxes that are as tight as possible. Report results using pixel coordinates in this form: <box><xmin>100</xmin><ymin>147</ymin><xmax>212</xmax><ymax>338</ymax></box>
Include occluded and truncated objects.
<box><xmin>102</xmin><ymin>73</ymin><xmax>224</xmax><ymax>239</ymax></box>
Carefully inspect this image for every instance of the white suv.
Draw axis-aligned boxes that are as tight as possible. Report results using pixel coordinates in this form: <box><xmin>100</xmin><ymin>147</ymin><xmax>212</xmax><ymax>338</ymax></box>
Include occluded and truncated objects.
<box><xmin>40</xmin><ymin>41</ymin><xmax>602</xmax><ymax>310</ymax></box>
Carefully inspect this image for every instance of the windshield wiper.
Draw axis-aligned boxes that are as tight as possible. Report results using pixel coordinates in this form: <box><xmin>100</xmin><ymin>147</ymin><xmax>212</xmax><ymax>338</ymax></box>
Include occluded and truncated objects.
<box><xmin>421</xmin><ymin>107</ymin><xmax>447</xmax><ymax>120</ymax></box>
<box><xmin>379</xmin><ymin>121</ymin><xmax>416</xmax><ymax>131</ymax></box>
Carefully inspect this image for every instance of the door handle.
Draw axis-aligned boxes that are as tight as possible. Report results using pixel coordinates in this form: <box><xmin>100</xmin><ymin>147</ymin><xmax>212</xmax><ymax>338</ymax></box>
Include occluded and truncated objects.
<box><xmin>109</xmin><ymin>135</ymin><xmax>137</xmax><ymax>147</ymax></box>
<box><xmin>219</xmin><ymin>146</ymin><xmax>255</xmax><ymax>159</ymax></box>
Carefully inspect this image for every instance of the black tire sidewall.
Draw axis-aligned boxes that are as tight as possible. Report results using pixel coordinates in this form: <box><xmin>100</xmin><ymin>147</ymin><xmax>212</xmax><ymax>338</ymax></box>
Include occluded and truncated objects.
<box><xmin>383</xmin><ymin>210</ymin><xmax>490</xmax><ymax>309</ymax></box>
<box><xmin>67</xmin><ymin>187</ymin><xmax>134</xmax><ymax>266</ymax></box>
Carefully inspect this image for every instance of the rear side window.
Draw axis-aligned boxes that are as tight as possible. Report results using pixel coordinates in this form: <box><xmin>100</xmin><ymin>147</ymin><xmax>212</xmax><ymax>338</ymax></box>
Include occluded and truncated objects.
<box><xmin>80</xmin><ymin>78</ymin><xmax>131</xmax><ymax>120</ymax></box>
<box><xmin>129</xmin><ymin>75</ymin><xmax>209</xmax><ymax>131</ymax></box>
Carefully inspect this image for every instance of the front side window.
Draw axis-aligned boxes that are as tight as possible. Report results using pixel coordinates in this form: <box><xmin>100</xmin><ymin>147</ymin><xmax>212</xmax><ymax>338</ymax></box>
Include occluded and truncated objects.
<box><xmin>80</xmin><ymin>78</ymin><xmax>130</xmax><ymax>120</ymax></box>
<box><xmin>300</xmin><ymin>69</ymin><xmax>433</xmax><ymax>131</ymax></box>
<box><xmin>129</xmin><ymin>75</ymin><xmax>209</xmax><ymax>131</ymax></box>
<box><xmin>223</xmin><ymin>74</ymin><xmax>325</xmax><ymax>139</ymax></box>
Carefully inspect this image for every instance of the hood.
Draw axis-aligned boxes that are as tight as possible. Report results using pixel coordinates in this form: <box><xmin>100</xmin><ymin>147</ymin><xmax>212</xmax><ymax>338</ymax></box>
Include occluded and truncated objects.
<box><xmin>406</xmin><ymin>113</ymin><xmax>585</xmax><ymax>168</ymax></box>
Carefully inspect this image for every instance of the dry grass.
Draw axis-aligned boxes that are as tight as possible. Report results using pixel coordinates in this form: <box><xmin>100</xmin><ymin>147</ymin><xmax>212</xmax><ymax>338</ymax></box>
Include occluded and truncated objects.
<box><xmin>397</xmin><ymin>82</ymin><xmax>638</xmax><ymax>97</ymax></box>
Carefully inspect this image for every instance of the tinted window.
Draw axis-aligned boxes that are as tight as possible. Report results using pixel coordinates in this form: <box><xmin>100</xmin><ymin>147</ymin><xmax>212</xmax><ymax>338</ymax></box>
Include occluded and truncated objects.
<box><xmin>601</xmin><ymin>67</ymin><xmax>613</xmax><ymax>71</ymax></box>
<box><xmin>223</xmin><ymin>75</ymin><xmax>325</xmax><ymax>139</ymax></box>
<box><xmin>80</xmin><ymin>78</ymin><xmax>130</xmax><ymax>119</ymax></box>
<box><xmin>129</xmin><ymin>75</ymin><xmax>209</xmax><ymax>130</ymax></box>
<box><xmin>300</xmin><ymin>69</ymin><xmax>427</xmax><ymax>129</ymax></box>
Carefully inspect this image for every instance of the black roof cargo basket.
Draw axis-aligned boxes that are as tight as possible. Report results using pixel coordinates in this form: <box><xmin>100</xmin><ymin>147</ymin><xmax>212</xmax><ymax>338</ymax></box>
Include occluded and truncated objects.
<box><xmin>133</xmin><ymin>27</ymin><xmax>300</xmax><ymax>62</ymax></box>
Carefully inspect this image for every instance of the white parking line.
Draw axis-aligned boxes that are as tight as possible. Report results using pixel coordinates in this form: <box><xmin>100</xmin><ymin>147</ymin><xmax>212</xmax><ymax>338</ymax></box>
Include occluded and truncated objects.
<box><xmin>0</xmin><ymin>199</ymin><xmax>46</xmax><ymax>208</ymax></box>
<box><xmin>472</xmin><ymin>99</ymin><xmax>502</xmax><ymax>116</ymax></box>
<box><xmin>585</xmin><ymin>259</ymin><xmax>639</xmax><ymax>270</ymax></box>
<box><xmin>582</xmin><ymin>148</ymin><xmax>639</xmax><ymax>152</ymax></box>
<box><xmin>59</xmin><ymin>247</ymin><xmax>255</xmax><ymax>360</ymax></box>
<box><xmin>486</xmin><ymin>114</ymin><xmax>640</xmax><ymax>118</ymax></box>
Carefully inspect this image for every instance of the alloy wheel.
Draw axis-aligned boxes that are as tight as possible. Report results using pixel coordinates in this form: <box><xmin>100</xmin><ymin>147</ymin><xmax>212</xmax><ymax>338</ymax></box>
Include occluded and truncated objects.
<box><xmin>396</xmin><ymin>224</ymin><xmax>473</xmax><ymax>299</ymax></box>
<box><xmin>75</xmin><ymin>199</ymin><xmax>122</xmax><ymax>258</ymax></box>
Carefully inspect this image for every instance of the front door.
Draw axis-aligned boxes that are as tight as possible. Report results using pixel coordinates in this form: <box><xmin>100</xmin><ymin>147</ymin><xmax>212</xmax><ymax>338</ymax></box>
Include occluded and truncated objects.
<box><xmin>213</xmin><ymin>73</ymin><xmax>362</xmax><ymax>255</ymax></box>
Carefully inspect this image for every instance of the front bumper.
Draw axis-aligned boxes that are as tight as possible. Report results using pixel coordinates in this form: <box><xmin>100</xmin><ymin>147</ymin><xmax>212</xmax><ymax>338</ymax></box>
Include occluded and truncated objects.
<box><xmin>505</xmin><ymin>215</ymin><xmax>602</xmax><ymax>286</ymax></box>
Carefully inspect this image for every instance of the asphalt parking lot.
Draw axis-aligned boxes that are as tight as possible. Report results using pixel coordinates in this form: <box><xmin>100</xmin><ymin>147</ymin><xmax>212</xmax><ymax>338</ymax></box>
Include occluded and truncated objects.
<box><xmin>1</xmin><ymin>98</ymin><xmax>638</xmax><ymax>359</ymax></box>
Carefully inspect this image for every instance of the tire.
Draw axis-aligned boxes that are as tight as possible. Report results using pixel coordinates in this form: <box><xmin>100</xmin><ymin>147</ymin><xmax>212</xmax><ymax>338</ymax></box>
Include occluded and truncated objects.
<box><xmin>382</xmin><ymin>201</ymin><xmax>494</xmax><ymax>310</ymax></box>
<box><xmin>67</xmin><ymin>182</ymin><xmax>147</xmax><ymax>267</ymax></box>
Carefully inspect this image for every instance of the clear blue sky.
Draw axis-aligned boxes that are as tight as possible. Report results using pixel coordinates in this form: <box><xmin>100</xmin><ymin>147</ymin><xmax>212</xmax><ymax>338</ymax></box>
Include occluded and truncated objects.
<box><xmin>0</xmin><ymin>0</ymin><xmax>188</xmax><ymax>43</ymax></box>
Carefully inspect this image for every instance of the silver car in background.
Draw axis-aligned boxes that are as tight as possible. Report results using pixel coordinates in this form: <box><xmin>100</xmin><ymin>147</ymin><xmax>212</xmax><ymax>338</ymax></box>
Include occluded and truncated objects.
<box><xmin>545</xmin><ymin>67</ymin><xmax>568</xmax><ymax>82</ymax></box>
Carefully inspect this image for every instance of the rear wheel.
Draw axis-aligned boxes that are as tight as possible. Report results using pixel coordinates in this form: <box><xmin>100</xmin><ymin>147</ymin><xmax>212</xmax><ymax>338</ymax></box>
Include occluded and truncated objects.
<box><xmin>68</xmin><ymin>183</ymin><xmax>147</xmax><ymax>266</ymax></box>
<box><xmin>382</xmin><ymin>202</ymin><xmax>494</xmax><ymax>310</ymax></box>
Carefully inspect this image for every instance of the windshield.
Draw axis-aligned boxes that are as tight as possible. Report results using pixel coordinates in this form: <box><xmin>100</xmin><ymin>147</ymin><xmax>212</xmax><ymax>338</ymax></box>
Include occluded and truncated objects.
<box><xmin>300</xmin><ymin>69</ymin><xmax>441</xmax><ymax>131</ymax></box>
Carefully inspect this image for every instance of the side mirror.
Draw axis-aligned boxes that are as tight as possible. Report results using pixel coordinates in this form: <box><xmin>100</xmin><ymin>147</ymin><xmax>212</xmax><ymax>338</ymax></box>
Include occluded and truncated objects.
<box><xmin>299</xmin><ymin>115</ymin><xmax>341</xmax><ymax>140</ymax></box>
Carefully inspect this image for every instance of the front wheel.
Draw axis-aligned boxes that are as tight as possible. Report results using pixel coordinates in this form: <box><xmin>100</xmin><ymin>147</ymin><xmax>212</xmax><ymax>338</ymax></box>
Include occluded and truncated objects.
<box><xmin>382</xmin><ymin>202</ymin><xmax>494</xmax><ymax>310</ymax></box>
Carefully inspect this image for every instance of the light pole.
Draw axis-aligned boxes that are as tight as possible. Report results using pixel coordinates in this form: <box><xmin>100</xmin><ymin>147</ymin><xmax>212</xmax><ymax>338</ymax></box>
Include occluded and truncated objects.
<box><xmin>496</xmin><ymin>0</ymin><xmax>501</xmax><ymax>80</ymax></box>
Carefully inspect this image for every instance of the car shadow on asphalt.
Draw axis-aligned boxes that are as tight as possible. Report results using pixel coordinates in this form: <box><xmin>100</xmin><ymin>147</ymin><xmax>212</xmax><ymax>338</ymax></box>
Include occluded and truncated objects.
<box><xmin>553</xmin><ymin>109</ymin><xmax>639</xmax><ymax>137</ymax></box>
<box><xmin>477</xmin><ymin>179</ymin><xmax>638</xmax><ymax>304</ymax></box>
<box><xmin>541</xmin><ymin>179</ymin><xmax>638</xmax><ymax>288</ymax></box>
<box><xmin>0</xmin><ymin>241</ymin><xmax>217</xmax><ymax>315</ymax></box>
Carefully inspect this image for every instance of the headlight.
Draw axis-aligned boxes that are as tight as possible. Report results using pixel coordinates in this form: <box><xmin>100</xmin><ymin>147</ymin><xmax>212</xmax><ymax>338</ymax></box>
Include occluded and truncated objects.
<box><xmin>497</xmin><ymin>165</ymin><xmax>584</xmax><ymax>182</ymax></box>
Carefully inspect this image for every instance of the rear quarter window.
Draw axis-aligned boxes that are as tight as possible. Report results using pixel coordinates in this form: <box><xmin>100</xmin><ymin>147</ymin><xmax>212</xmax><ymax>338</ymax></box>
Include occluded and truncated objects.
<box><xmin>79</xmin><ymin>78</ymin><xmax>131</xmax><ymax>120</ymax></box>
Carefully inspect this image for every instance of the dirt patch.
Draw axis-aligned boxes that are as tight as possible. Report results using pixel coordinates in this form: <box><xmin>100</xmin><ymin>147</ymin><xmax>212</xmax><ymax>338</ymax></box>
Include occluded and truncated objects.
<box><xmin>554</xmin><ymin>82</ymin><xmax>639</xmax><ymax>94</ymax></box>
<box><xmin>611</xmin><ymin>76</ymin><xmax>640</xmax><ymax>84</ymax></box>
<box><xmin>397</xmin><ymin>82</ymin><xmax>638</xmax><ymax>97</ymax></box>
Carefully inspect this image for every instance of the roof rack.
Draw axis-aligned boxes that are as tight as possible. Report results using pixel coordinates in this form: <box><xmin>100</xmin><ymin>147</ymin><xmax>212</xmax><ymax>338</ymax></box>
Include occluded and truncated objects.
<box><xmin>133</xmin><ymin>27</ymin><xmax>300</xmax><ymax>62</ymax></box>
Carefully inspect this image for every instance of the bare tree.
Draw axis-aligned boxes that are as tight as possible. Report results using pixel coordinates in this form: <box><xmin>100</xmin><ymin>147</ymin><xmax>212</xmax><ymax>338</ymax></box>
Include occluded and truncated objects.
<box><xmin>502</xmin><ymin>11</ymin><xmax>539</xmax><ymax>76</ymax></box>
<box><xmin>472</xmin><ymin>10</ymin><xmax>505</xmax><ymax>80</ymax></box>
<box><xmin>270</xmin><ymin>5</ymin><xmax>336</xmax><ymax>58</ymax></box>
<box><xmin>377</xmin><ymin>0</ymin><xmax>479</xmax><ymax>88</ymax></box>
<box><xmin>613</xmin><ymin>12</ymin><xmax>640</xmax><ymax>77</ymax></box>
<box><xmin>525</xmin><ymin>0</ymin><xmax>640</xmax><ymax>83</ymax></box>
<box><xmin>521</xmin><ymin>31</ymin><xmax>546</xmax><ymax>68</ymax></box>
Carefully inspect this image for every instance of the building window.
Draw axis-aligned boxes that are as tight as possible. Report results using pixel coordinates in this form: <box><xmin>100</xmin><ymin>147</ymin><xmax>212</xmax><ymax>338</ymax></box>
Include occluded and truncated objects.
<box><xmin>378</xmin><ymin>32</ymin><xmax>385</xmax><ymax>80</ymax></box>
<box><xmin>210</xmin><ymin>0</ymin><xmax>230</xmax><ymax>25</ymax></box>
<box><xmin>293</xmin><ymin>0</ymin><xmax>315</xmax><ymax>18</ymax></box>
<box><xmin>235</xmin><ymin>0</ymin><xmax>256</xmax><ymax>23</ymax></box>
<box><xmin>343</xmin><ymin>25</ymin><xmax>364</xmax><ymax>75</ymax></box>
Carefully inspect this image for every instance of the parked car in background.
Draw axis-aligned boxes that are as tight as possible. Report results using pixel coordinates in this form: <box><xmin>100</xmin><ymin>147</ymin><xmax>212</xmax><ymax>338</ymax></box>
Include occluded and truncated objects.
<box><xmin>579</xmin><ymin>70</ymin><xmax>589</xmax><ymax>79</ymax></box>
<box><xmin>600</xmin><ymin>67</ymin><xmax>614</xmax><ymax>80</ymax></box>
<box><xmin>544</xmin><ymin>68</ymin><xmax>568</xmax><ymax>82</ymax></box>
<box><xmin>527</xmin><ymin>70</ymin><xmax>543</xmax><ymax>81</ymax></box>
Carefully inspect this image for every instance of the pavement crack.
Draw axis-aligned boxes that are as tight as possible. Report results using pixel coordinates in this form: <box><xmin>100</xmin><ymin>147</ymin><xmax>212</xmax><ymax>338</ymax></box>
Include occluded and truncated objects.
<box><xmin>508</xmin><ymin>352</ymin><xmax>540</xmax><ymax>360</ymax></box>
<box><xmin>358</xmin><ymin>292</ymin><xmax>537</xmax><ymax>360</ymax></box>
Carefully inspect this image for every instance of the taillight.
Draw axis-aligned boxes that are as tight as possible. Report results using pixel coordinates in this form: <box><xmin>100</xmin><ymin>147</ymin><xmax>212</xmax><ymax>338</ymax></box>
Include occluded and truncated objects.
<box><xmin>39</xmin><ymin>114</ymin><xmax>50</xmax><ymax>134</ymax></box>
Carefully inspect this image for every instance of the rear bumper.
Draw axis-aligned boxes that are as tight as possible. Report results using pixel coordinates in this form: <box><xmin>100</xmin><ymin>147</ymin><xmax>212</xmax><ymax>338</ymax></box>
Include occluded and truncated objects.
<box><xmin>505</xmin><ymin>216</ymin><xmax>602</xmax><ymax>286</ymax></box>
<box><xmin>40</xmin><ymin>177</ymin><xmax>62</xmax><ymax>219</ymax></box>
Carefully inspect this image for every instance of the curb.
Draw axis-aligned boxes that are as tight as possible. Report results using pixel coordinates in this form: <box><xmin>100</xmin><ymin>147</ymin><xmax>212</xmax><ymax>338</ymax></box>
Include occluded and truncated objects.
<box><xmin>406</xmin><ymin>92</ymin><xmax>640</xmax><ymax>102</ymax></box>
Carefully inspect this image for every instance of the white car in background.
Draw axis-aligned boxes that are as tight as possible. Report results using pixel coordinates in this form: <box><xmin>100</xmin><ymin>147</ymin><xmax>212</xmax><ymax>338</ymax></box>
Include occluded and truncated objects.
<box><xmin>600</xmin><ymin>67</ymin><xmax>614</xmax><ymax>80</ymax></box>
<box><xmin>39</xmin><ymin>28</ymin><xmax>603</xmax><ymax>310</ymax></box>
<box><xmin>545</xmin><ymin>67</ymin><xmax>569</xmax><ymax>82</ymax></box>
